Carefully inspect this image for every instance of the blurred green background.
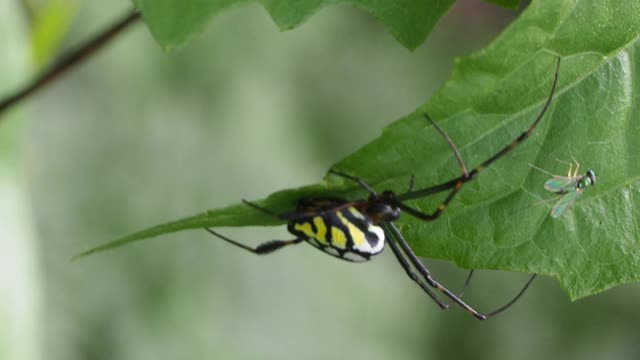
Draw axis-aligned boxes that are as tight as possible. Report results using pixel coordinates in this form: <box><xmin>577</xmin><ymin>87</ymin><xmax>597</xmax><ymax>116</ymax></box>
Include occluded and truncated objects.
<box><xmin>2</xmin><ymin>0</ymin><xmax>640</xmax><ymax>359</ymax></box>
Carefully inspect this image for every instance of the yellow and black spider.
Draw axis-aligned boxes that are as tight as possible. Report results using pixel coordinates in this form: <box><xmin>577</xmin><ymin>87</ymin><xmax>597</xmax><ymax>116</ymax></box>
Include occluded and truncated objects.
<box><xmin>207</xmin><ymin>57</ymin><xmax>560</xmax><ymax>320</ymax></box>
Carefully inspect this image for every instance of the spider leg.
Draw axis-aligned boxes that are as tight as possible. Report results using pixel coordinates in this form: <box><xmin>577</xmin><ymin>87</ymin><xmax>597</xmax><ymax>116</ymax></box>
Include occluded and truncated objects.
<box><xmin>388</xmin><ymin>186</ymin><xmax>474</xmax><ymax>301</ymax></box>
<box><xmin>386</xmin><ymin>222</ymin><xmax>486</xmax><ymax>319</ymax></box>
<box><xmin>328</xmin><ymin>169</ymin><xmax>378</xmax><ymax>196</ymax></box>
<box><xmin>381</xmin><ymin>223</ymin><xmax>450</xmax><ymax>309</ymax></box>
<box><xmin>386</xmin><ymin>222</ymin><xmax>534</xmax><ymax>320</ymax></box>
<box><xmin>393</xmin><ymin>111</ymin><xmax>476</xmax><ymax>221</ymax></box>
<box><xmin>446</xmin><ymin>269</ymin><xmax>536</xmax><ymax>316</ymax></box>
<box><xmin>485</xmin><ymin>274</ymin><xmax>537</xmax><ymax>317</ymax></box>
<box><xmin>329</xmin><ymin>110</ymin><xmax>470</xmax><ymax>202</ymax></box>
<box><xmin>205</xmin><ymin>228</ymin><xmax>303</xmax><ymax>255</ymax></box>
<box><xmin>242</xmin><ymin>199</ymin><xmax>281</xmax><ymax>218</ymax></box>
<box><xmin>242</xmin><ymin>199</ymin><xmax>321</xmax><ymax>222</ymax></box>
<box><xmin>408</xmin><ymin>175</ymin><xmax>415</xmax><ymax>192</ymax></box>
<box><xmin>394</xmin><ymin>182</ymin><xmax>463</xmax><ymax>221</ymax></box>
<box><xmin>423</xmin><ymin>112</ymin><xmax>469</xmax><ymax>177</ymax></box>
<box><xmin>463</xmin><ymin>57</ymin><xmax>561</xmax><ymax>181</ymax></box>
<box><xmin>398</xmin><ymin>56</ymin><xmax>561</xmax><ymax>203</ymax></box>
<box><xmin>456</xmin><ymin>270</ymin><xmax>474</xmax><ymax>298</ymax></box>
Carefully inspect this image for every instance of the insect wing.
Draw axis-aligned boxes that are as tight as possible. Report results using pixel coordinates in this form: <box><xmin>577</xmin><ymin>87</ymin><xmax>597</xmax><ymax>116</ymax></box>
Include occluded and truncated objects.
<box><xmin>551</xmin><ymin>190</ymin><xmax>579</xmax><ymax>218</ymax></box>
<box><xmin>544</xmin><ymin>176</ymin><xmax>577</xmax><ymax>193</ymax></box>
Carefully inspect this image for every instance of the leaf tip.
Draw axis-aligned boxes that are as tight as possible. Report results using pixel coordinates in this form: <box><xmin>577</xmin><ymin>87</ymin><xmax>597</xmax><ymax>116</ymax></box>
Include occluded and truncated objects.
<box><xmin>69</xmin><ymin>244</ymin><xmax>109</xmax><ymax>262</ymax></box>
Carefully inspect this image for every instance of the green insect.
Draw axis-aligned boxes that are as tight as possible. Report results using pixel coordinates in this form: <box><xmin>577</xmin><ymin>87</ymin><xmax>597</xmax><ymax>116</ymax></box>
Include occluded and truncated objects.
<box><xmin>529</xmin><ymin>159</ymin><xmax>596</xmax><ymax>218</ymax></box>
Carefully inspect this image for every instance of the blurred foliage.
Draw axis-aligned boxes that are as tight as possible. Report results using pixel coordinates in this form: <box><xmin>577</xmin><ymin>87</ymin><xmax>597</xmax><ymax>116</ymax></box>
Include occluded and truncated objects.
<box><xmin>80</xmin><ymin>0</ymin><xmax>640</xmax><ymax>301</ymax></box>
<box><xmin>26</xmin><ymin>0</ymin><xmax>79</xmax><ymax>67</ymax></box>
<box><xmin>0</xmin><ymin>2</ymin><xmax>41</xmax><ymax>360</ymax></box>
<box><xmin>3</xmin><ymin>0</ymin><xmax>638</xmax><ymax>360</ymax></box>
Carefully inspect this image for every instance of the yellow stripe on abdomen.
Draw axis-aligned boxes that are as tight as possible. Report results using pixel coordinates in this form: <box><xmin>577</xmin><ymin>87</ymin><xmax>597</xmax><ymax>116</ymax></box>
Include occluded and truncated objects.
<box><xmin>336</xmin><ymin>210</ymin><xmax>366</xmax><ymax>247</ymax></box>
<box><xmin>331</xmin><ymin>226</ymin><xmax>347</xmax><ymax>249</ymax></box>
<box><xmin>313</xmin><ymin>216</ymin><xmax>328</xmax><ymax>245</ymax></box>
<box><xmin>294</xmin><ymin>222</ymin><xmax>314</xmax><ymax>239</ymax></box>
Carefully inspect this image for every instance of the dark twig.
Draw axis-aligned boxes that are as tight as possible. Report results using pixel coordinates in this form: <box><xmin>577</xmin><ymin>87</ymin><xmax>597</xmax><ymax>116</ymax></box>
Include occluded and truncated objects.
<box><xmin>0</xmin><ymin>8</ymin><xmax>142</xmax><ymax>119</ymax></box>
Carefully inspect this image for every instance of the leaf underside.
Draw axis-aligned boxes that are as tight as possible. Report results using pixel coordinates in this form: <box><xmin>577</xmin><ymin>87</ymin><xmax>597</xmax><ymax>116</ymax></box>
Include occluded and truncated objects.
<box><xmin>131</xmin><ymin>0</ymin><xmax>522</xmax><ymax>51</ymax></box>
<box><xmin>87</xmin><ymin>0</ymin><xmax>640</xmax><ymax>301</ymax></box>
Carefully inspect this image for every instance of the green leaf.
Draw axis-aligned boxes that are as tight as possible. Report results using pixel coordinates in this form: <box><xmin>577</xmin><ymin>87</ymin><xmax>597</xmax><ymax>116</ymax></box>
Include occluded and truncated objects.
<box><xmin>81</xmin><ymin>0</ymin><xmax>640</xmax><ymax>301</ymax></box>
<box><xmin>486</xmin><ymin>0</ymin><xmax>520</xmax><ymax>9</ymax></box>
<box><xmin>132</xmin><ymin>0</ymin><xmax>458</xmax><ymax>50</ymax></box>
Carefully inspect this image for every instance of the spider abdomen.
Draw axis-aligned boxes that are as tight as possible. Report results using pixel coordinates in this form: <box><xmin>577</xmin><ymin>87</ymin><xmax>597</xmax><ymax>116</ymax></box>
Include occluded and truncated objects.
<box><xmin>287</xmin><ymin>206</ymin><xmax>385</xmax><ymax>262</ymax></box>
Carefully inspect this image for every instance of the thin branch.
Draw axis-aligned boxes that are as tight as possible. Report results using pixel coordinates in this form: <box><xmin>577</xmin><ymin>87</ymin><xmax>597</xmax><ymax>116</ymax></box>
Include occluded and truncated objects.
<box><xmin>0</xmin><ymin>8</ymin><xmax>142</xmax><ymax>119</ymax></box>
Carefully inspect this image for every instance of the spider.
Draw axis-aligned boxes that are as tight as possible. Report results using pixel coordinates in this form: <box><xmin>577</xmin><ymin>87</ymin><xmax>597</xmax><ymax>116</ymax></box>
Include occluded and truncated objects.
<box><xmin>206</xmin><ymin>57</ymin><xmax>560</xmax><ymax>320</ymax></box>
